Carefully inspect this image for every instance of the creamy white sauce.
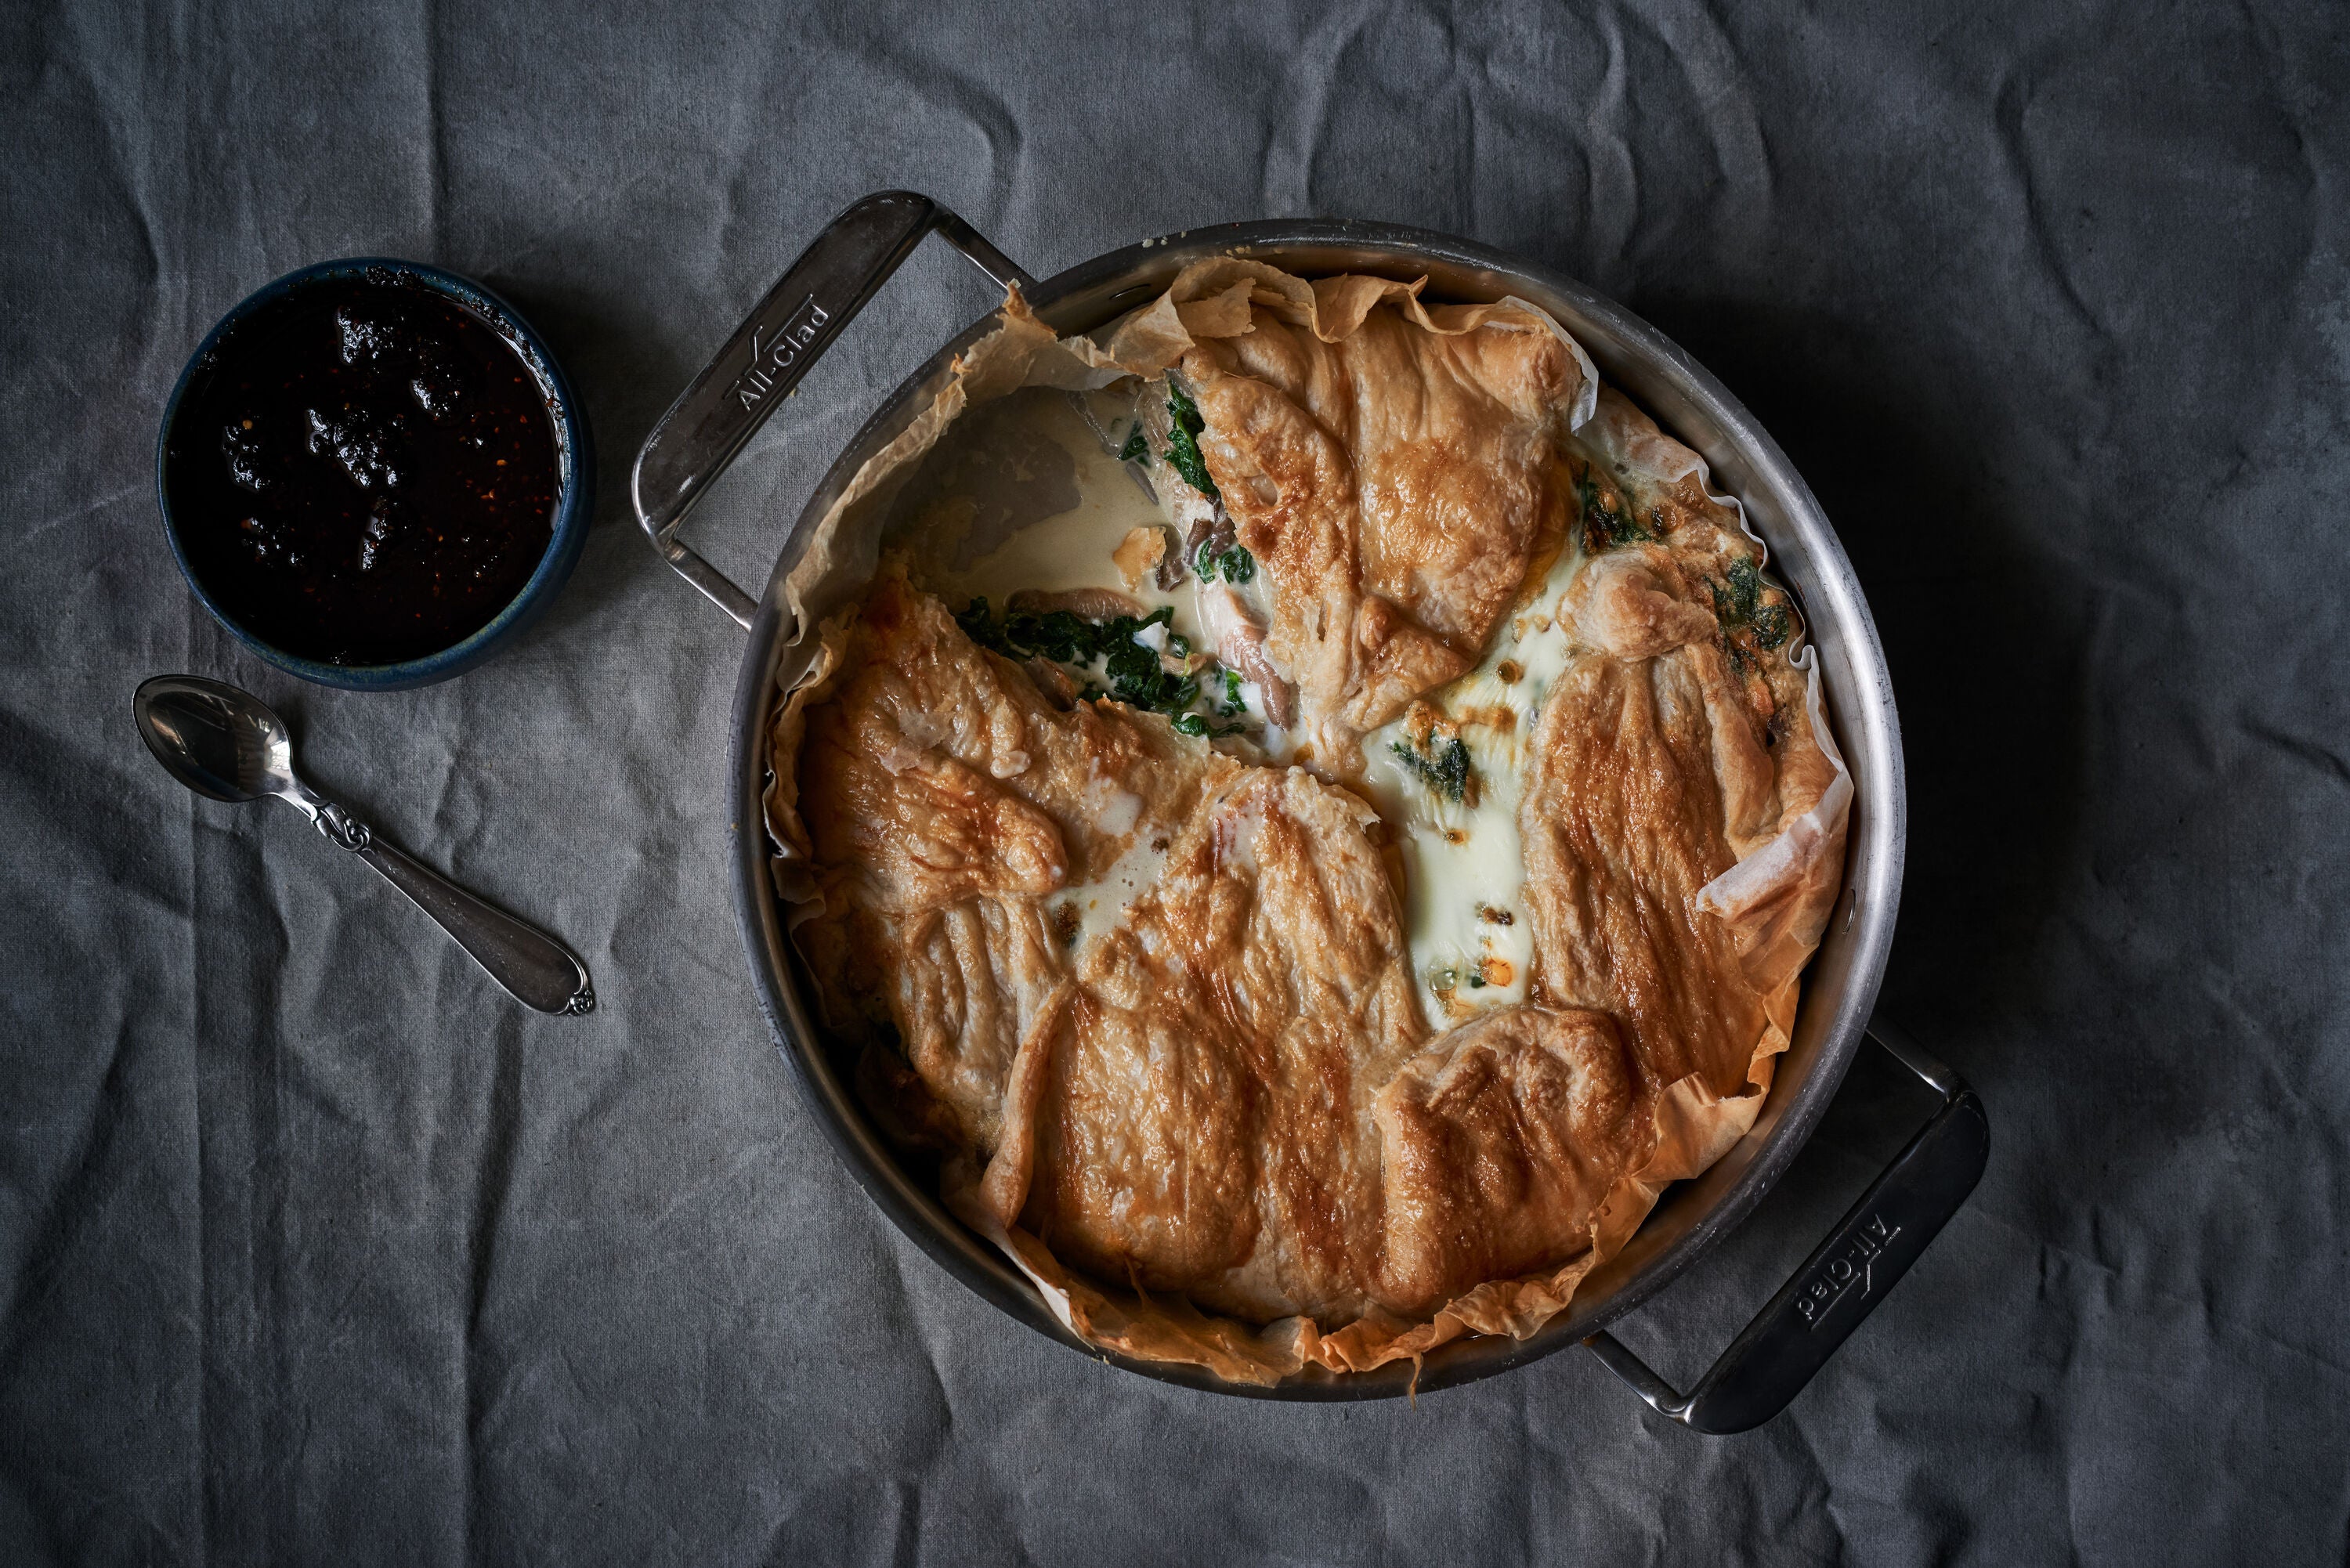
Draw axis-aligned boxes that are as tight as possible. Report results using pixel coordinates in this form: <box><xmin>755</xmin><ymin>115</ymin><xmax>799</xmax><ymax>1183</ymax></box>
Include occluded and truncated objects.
<box><xmin>928</xmin><ymin>390</ymin><xmax>1189</xmax><ymax>619</ymax></box>
<box><xmin>1055</xmin><ymin>831</ymin><xmax>1171</xmax><ymax>947</ymax></box>
<box><xmin>1091</xmin><ymin>785</ymin><xmax>1143</xmax><ymax>837</ymax></box>
<box><xmin>1359</xmin><ymin>526</ymin><xmax>1592</xmax><ymax>1024</ymax></box>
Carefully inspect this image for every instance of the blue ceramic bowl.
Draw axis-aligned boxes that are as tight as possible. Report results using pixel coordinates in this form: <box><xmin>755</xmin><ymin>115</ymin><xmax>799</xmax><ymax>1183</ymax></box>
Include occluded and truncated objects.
<box><xmin>156</xmin><ymin>258</ymin><xmax>594</xmax><ymax>691</ymax></box>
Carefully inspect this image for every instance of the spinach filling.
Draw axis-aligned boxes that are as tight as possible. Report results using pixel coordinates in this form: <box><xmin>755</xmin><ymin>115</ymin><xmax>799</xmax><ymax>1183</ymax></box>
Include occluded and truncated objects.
<box><xmin>956</xmin><ymin>596</ymin><xmax>1247</xmax><ymax>735</ymax></box>
<box><xmin>1193</xmin><ymin>539</ymin><xmax>1256</xmax><ymax>583</ymax></box>
<box><xmin>1426</xmin><ymin>961</ymin><xmax>1491</xmax><ymax>993</ymax></box>
<box><xmin>1709</xmin><ymin>555</ymin><xmax>1792</xmax><ymax>653</ymax></box>
<box><xmin>1100</xmin><ymin>615</ymin><xmax>1198</xmax><ymax>715</ymax></box>
<box><xmin>1170</xmin><ymin>713</ymin><xmax>1248</xmax><ymax>739</ymax></box>
<box><xmin>1576</xmin><ymin>468</ymin><xmax>1658</xmax><ymax>551</ymax></box>
<box><xmin>1162</xmin><ymin>382</ymin><xmax>1221</xmax><ymax>501</ymax></box>
<box><xmin>1391</xmin><ymin>733</ymin><xmax>1474</xmax><ymax>804</ymax></box>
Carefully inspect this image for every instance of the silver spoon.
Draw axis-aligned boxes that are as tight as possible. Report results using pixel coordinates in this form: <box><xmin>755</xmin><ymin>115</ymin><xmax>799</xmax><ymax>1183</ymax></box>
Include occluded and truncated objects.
<box><xmin>132</xmin><ymin>674</ymin><xmax>595</xmax><ymax>1016</ymax></box>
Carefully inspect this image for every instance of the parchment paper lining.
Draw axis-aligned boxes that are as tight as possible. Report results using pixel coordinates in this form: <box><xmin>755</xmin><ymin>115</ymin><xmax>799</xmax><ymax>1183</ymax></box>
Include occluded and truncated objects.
<box><xmin>761</xmin><ymin>261</ymin><xmax>1852</xmax><ymax>1386</ymax></box>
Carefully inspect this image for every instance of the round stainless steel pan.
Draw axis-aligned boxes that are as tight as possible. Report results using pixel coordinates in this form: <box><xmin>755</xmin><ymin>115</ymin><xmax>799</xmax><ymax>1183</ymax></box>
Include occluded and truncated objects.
<box><xmin>632</xmin><ymin>192</ymin><xmax>1987</xmax><ymax>1429</ymax></box>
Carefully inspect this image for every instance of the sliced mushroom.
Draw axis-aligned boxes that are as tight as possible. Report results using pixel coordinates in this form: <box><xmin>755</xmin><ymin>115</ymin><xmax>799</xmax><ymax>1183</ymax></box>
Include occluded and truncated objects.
<box><xmin>1198</xmin><ymin>581</ymin><xmax>1295</xmax><ymax>726</ymax></box>
<box><xmin>1138</xmin><ymin>381</ymin><xmax>1220</xmax><ymax>563</ymax></box>
<box><xmin>1155</xmin><ymin>531</ymin><xmax>1189</xmax><ymax>591</ymax></box>
<box><xmin>1180</xmin><ymin>502</ymin><xmax>1238</xmax><ymax>573</ymax></box>
<box><xmin>1007</xmin><ymin>587</ymin><xmax>1148</xmax><ymax>621</ymax></box>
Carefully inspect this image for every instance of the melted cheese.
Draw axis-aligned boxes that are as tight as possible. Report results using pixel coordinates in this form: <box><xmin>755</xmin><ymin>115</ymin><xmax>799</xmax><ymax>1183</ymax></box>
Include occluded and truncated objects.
<box><xmin>1359</xmin><ymin>528</ymin><xmax>1589</xmax><ymax>1024</ymax></box>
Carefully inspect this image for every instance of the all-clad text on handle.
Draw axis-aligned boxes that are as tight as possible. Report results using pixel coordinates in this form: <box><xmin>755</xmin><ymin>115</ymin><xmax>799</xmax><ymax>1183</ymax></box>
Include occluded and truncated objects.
<box><xmin>631</xmin><ymin>190</ymin><xmax>1032</xmax><ymax>628</ymax></box>
<box><xmin>1582</xmin><ymin>1019</ymin><xmax>1989</xmax><ymax>1434</ymax></box>
<box><xmin>1792</xmin><ymin>1209</ymin><xmax>1902</xmax><ymax>1331</ymax></box>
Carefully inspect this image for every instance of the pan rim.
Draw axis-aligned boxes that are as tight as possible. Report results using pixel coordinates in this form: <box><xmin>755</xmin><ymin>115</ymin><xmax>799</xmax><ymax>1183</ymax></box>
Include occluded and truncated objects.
<box><xmin>724</xmin><ymin>215</ymin><xmax>1906</xmax><ymax>1400</ymax></box>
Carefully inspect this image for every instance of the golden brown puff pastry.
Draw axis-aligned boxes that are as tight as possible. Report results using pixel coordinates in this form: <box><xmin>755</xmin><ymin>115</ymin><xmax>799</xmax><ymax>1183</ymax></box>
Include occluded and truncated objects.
<box><xmin>1373</xmin><ymin>1005</ymin><xmax>1638</xmax><ymax>1317</ymax></box>
<box><xmin>1017</xmin><ymin>765</ymin><xmax>1423</xmax><ymax>1324</ymax></box>
<box><xmin>1097</xmin><ymin>259</ymin><xmax>1589</xmax><ymax>769</ymax></box>
<box><xmin>767</xmin><ymin>266</ymin><xmax>1852</xmax><ymax>1384</ymax></box>
<box><xmin>1561</xmin><ymin>388</ymin><xmax>1851</xmax><ymax>1034</ymax></box>
<box><xmin>1183</xmin><ymin>309</ymin><xmax>1575</xmax><ymax>745</ymax></box>
<box><xmin>786</xmin><ymin>570</ymin><xmax>1233</xmax><ymax>1155</ymax></box>
<box><xmin>1520</xmin><ymin>641</ymin><xmax>1772</xmax><ymax>1118</ymax></box>
<box><xmin>782</xmin><ymin>568</ymin><xmax>1647</xmax><ymax>1304</ymax></box>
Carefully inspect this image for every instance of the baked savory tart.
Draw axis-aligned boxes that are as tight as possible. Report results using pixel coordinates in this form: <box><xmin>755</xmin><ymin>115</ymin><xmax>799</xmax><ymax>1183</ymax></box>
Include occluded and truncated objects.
<box><xmin>765</xmin><ymin>262</ymin><xmax>1851</xmax><ymax>1383</ymax></box>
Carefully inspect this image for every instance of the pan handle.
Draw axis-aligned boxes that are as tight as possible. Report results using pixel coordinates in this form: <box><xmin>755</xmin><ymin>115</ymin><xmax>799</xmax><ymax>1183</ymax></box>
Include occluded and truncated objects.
<box><xmin>1582</xmin><ymin>1017</ymin><xmax>1988</xmax><ymax>1434</ymax></box>
<box><xmin>630</xmin><ymin>190</ymin><xmax>1034</xmax><ymax>628</ymax></box>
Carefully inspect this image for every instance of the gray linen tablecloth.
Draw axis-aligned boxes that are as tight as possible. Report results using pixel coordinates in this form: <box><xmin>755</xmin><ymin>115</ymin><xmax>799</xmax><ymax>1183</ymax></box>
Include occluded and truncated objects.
<box><xmin>5</xmin><ymin>2</ymin><xmax>2347</xmax><ymax>1561</ymax></box>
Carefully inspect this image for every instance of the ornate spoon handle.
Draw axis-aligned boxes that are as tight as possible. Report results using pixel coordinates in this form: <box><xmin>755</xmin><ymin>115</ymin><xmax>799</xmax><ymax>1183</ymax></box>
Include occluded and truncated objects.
<box><xmin>309</xmin><ymin>800</ymin><xmax>595</xmax><ymax>1016</ymax></box>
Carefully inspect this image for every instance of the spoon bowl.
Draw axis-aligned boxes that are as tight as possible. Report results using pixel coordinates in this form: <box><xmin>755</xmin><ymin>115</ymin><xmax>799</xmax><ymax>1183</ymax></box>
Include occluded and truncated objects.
<box><xmin>133</xmin><ymin>674</ymin><xmax>299</xmax><ymax>804</ymax></box>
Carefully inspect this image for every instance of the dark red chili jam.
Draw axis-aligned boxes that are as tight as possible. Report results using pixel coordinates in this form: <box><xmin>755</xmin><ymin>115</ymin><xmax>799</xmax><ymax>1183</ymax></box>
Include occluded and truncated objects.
<box><xmin>165</xmin><ymin>273</ymin><xmax>560</xmax><ymax>664</ymax></box>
